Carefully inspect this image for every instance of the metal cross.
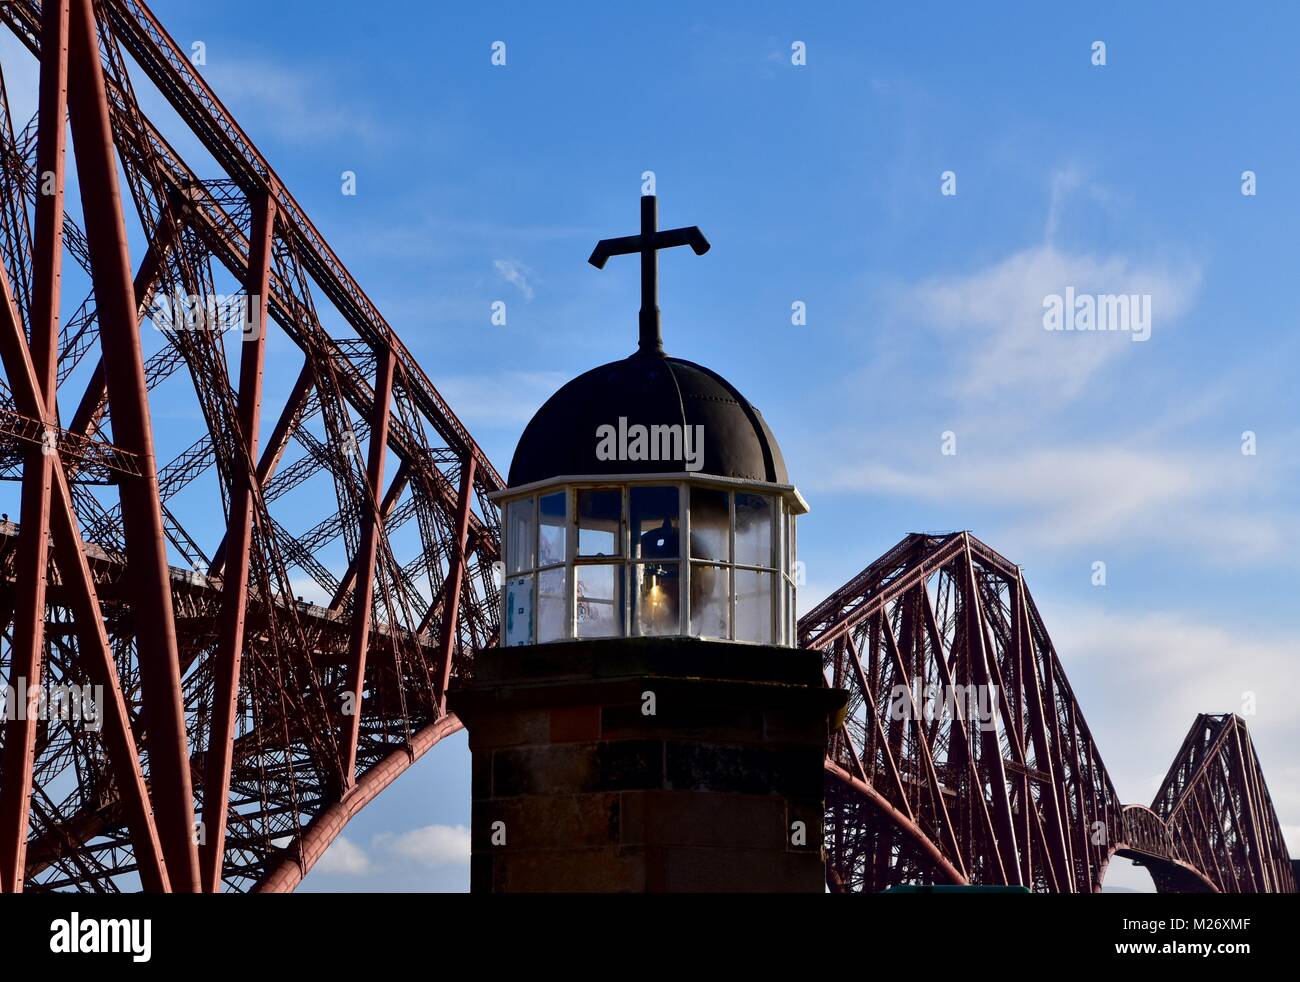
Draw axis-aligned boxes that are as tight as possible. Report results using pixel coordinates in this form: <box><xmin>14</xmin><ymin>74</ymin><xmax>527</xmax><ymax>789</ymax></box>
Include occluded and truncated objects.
<box><xmin>588</xmin><ymin>195</ymin><xmax>710</xmax><ymax>354</ymax></box>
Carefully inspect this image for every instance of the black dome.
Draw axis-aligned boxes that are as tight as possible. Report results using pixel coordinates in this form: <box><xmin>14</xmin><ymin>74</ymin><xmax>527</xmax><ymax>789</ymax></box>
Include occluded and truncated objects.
<box><xmin>508</xmin><ymin>350</ymin><xmax>788</xmax><ymax>487</ymax></box>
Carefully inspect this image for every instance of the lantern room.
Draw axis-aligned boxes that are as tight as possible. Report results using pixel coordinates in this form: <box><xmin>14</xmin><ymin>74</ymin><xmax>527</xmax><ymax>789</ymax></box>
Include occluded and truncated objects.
<box><xmin>491</xmin><ymin>194</ymin><xmax>807</xmax><ymax>649</ymax></box>
<box><xmin>494</xmin><ymin>349</ymin><xmax>807</xmax><ymax>648</ymax></box>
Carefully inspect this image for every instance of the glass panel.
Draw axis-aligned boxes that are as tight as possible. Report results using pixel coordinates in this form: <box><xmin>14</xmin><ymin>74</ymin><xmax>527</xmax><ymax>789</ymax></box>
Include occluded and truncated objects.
<box><xmin>734</xmin><ymin>492</ymin><xmax>773</xmax><ymax>568</ymax></box>
<box><xmin>537</xmin><ymin>567</ymin><xmax>568</xmax><ymax>642</ymax></box>
<box><xmin>631</xmin><ymin>485</ymin><xmax>679</xmax><ymax>560</ymax></box>
<box><xmin>689</xmin><ymin>486</ymin><xmax>729</xmax><ymax>561</ymax></box>
<box><xmin>538</xmin><ymin>491</ymin><xmax>567</xmax><ymax>567</ymax></box>
<box><xmin>578</xmin><ymin>488</ymin><xmax>621</xmax><ymax>557</ymax></box>
<box><xmin>504</xmin><ymin>574</ymin><xmax>533</xmax><ymax>646</ymax></box>
<box><xmin>735</xmin><ymin>569</ymin><xmax>773</xmax><ymax>644</ymax></box>
<box><xmin>506</xmin><ymin>498</ymin><xmax>534</xmax><ymax>573</ymax></box>
<box><xmin>689</xmin><ymin>562</ymin><xmax>729</xmax><ymax>639</ymax></box>
<box><xmin>577</xmin><ymin>563</ymin><xmax>623</xmax><ymax>638</ymax></box>
<box><xmin>633</xmin><ymin>561</ymin><xmax>680</xmax><ymax>636</ymax></box>
<box><xmin>787</xmin><ymin>511</ymin><xmax>797</xmax><ymax>578</ymax></box>
<box><xmin>786</xmin><ymin>580</ymin><xmax>796</xmax><ymax>646</ymax></box>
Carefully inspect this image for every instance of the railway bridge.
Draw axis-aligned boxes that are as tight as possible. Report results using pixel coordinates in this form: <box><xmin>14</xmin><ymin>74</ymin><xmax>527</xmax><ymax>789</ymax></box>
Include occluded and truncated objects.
<box><xmin>0</xmin><ymin>0</ymin><xmax>1292</xmax><ymax>893</ymax></box>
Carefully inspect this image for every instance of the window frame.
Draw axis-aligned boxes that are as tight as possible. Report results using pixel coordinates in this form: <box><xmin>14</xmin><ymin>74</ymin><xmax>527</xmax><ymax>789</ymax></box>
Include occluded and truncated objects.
<box><xmin>498</xmin><ymin>478</ymin><xmax>797</xmax><ymax>647</ymax></box>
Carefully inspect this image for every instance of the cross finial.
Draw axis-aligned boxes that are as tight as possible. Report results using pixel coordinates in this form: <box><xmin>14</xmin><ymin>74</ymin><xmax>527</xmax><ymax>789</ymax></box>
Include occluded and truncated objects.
<box><xmin>588</xmin><ymin>195</ymin><xmax>710</xmax><ymax>355</ymax></box>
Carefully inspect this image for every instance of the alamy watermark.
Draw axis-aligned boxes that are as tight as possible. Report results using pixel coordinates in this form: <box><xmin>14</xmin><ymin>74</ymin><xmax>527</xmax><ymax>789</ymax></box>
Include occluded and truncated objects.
<box><xmin>1</xmin><ymin>678</ymin><xmax>104</xmax><ymax>731</ymax></box>
<box><xmin>595</xmin><ymin>417</ymin><xmax>704</xmax><ymax>472</ymax></box>
<box><xmin>148</xmin><ymin>289</ymin><xmax>262</xmax><ymax>337</ymax></box>
<box><xmin>886</xmin><ymin>681</ymin><xmax>1001</xmax><ymax>732</ymax></box>
<box><xmin>1042</xmin><ymin>287</ymin><xmax>1151</xmax><ymax>342</ymax></box>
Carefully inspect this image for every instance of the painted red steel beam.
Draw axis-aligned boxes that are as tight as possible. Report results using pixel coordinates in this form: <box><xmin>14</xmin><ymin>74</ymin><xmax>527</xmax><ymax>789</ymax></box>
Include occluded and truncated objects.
<box><xmin>1013</xmin><ymin>572</ymin><xmax>1073</xmax><ymax>891</ymax></box>
<box><xmin>961</xmin><ymin>538</ymin><xmax>1021</xmax><ymax>886</ymax></box>
<box><xmin>198</xmin><ymin>191</ymin><xmax>276</xmax><ymax>892</ymax></box>
<box><xmin>435</xmin><ymin>458</ymin><xmax>476</xmax><ymax>712</ymax></box>
<box><xmin>0</xmin><ymin>0</ymin><xmax>68</xmax><ymax>893</ymax></box>
<box><xmin>64</xmin><ymin>0</ymin><xmax>198</xmax><ymax>892</ymax></box>
<box><xmin>341</xmin><ymin>346</ymin><xmax>396</xmax><ymax>783</ymax></box>
<box><xmin>0</xmin><ymin>224</ymin><xmax>170</xmax><ymax>892</ymax></box>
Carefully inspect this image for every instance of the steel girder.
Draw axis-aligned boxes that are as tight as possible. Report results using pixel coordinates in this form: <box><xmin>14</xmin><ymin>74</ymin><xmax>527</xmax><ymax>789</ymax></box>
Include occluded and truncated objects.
<box><xmin>803</xmin><ymin>532</ymin><xmax>1294</xmax><ymax>893</ymax></box>
<box><xmin>0</xmin><ymin>0</ymin><xmax>501</xmax><ymax>892</ymax></box>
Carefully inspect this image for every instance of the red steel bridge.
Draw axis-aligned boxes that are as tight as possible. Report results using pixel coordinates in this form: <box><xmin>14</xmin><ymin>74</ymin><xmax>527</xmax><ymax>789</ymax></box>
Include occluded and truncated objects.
<box><xmin>0</xmin><ymin>0</ymin><xmax>1292</xmax><ymax>893</ymax></box>
<box><xmin>804</xmin><ymin>533</ymin><xmax>1294</xmax><ymax>894</ymax></box>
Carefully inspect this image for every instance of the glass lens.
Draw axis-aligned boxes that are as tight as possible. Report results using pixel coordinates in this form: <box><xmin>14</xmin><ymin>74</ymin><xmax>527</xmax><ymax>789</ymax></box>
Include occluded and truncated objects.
<box><xmin>631</xmin><ymin>485</ymin><xmax>679</xmax><ymax>560</ymax></box>
<box><xmin>633</xmin><ymin>561</ymin><xmax>680</xmax><ymax>636</ymax></box>
<box><xmin>689</xmin><ymin>486</ymin><xmax>729</xmax><ymax>561</ymax></box>
<box><xmin>577</xmin><ymin>488</ymin><xmax>621</xmax><ymax>557</ymax></box>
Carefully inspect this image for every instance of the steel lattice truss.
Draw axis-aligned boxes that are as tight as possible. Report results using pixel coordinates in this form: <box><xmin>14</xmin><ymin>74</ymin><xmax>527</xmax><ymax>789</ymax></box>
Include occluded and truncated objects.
<box><xmin>0</xmin><ymin>0</ymin><xmax>502</xmax><ymax>892</ymax></box>
<box><xmin>1148</xmin><ymin>713</ymin><xmax>1294</xmax><ymax>893</ymax></box>
<box><xmin>802</xmin><ymin>532</ymin><xmax>1295</xmax><ymax>893</ymax></box>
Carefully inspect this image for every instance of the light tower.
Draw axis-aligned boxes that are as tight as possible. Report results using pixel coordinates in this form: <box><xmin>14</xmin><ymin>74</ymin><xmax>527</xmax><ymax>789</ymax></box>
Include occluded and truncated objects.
<box><xmin>448</xmin><ymin>195</ymin><xmax>847</xmax><ymax>892</ymax></box>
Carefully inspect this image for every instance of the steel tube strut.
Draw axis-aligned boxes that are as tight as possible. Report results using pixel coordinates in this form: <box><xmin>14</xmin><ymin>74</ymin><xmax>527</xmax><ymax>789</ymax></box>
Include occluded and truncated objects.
<box><xmin>0</xmin><ymin>0</ymin><xmax>68</xmax><ymax>893</ymax></box>
<box><xmin>66</xmin><ymin>0</ymin><xmax>198</xmax><ymax>891</ymax></box>
<box><xmin>0</xmin><ymin>233</ymin><xmax>170</xmax><ymax>891</ymax></box>
<box><xmin>435</xmin><ymin>457</ymin><xmax>475</xmax><ymax>712</ymax></box>
<box><xmin>341</xmin><ymin>345</ymin><xmax>395</xmax><ymax>782</ymax></box>
<box><xmin>199</xmin><ymin>191</ymin><xmax>275</xmax><ymax>892</ymax></box>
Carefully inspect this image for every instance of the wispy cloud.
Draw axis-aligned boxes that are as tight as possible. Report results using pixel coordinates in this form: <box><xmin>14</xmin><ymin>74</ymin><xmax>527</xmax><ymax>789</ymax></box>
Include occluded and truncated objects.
<box><xmin>372</xmin><ymin>824</ymin><xmax>471</xmax><ymax>867</ymax></box>
<box><xmin>197</xmin><ymin>56</ymin><xmax>386</xmax><ymax>146</ymax></box>
<box><xmin>432</xmin><ymin>370</ymin><xmax>567</xmax><ymax>427</ymax></box>
<box><xmin>493</xmin><ymin>259</ymin><xmax>537</xmax><ymax>301</ymax></box>
<box><xmin>811</xmin><ymin>442</ymin><xmax>1296</xmax><ymax>566</ymax></box>
<box><xmin>312</xmin><ymin>823</ymin><xmax>471</xmax><ymax>880</ymax></box>
<box><xmin>900</xmin><ymin>244</ymin><xmax>1202</xmax><ymax>403</ymax></box>
<box><xmin>314</xmin><ymin>835</ymin><xmax>371</xmax><ymax>875</ymax></box>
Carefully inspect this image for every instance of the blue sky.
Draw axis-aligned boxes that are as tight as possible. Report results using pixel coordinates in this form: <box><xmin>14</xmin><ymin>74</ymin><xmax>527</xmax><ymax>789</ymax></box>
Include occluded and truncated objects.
<box><xmin>5</xmin><ymin>0</ymin><xmax>1298</xmax><ymax>891</ymax></box>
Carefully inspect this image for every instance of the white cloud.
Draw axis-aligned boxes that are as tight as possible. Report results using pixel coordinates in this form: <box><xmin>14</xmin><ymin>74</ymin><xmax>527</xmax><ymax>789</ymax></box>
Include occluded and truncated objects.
<box><xmin>901</xmin><ymin>244</ymin><xmax>1201</xmax><ymax>402</ymax></box>
<box><xmin>812</xmin><ymin>443</ymin><xmax>1295</xmax><ymax>565</ymax></box>
<box><xmin>493</xmin><ymin>259</ymin><xmax>537</xmax><ymax>301</ymax></box>
<box><xmin>372</xmin><ymin>823</ymin><xmax>471</xmax><ymax>867</ymax></box>
<box><xmin>198</xmin><ymin>57</ymin><xmax>384</xmax><ymax>145</ymax></box>
<box><xmin>308</xmin><ymin>823</ymin><xmax>471</xmax><ymax>884</ymax></box>
<box><xmin>314</xmin><ymin>834</ymin><xmax>371</xmax><ymax>875</ymax></box>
